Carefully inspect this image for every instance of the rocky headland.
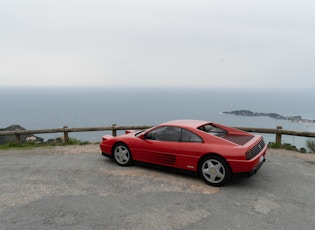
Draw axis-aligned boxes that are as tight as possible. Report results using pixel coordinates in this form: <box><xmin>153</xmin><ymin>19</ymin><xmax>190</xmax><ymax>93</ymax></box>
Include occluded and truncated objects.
<box><xmin>0</xmin><ymin>125</ymin><xmax>44</xmax><ymax>145</ymax></box>
<box><xmin>223</xmin><ymin>110</ymin><xmax>315</xmax><ymax>126</ymax></box>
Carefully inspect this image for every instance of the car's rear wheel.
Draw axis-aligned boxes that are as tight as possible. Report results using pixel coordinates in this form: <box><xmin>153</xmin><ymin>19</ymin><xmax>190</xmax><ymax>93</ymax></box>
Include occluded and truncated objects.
<box><xmin>199</xmin><ymin>155</ymin><xmax>231</xmax><ymax>187</ymax></box>
<box><xmin>113</xmin><ymin>143</ymin><xmax>133</xmax><ymax>166</ymax></box>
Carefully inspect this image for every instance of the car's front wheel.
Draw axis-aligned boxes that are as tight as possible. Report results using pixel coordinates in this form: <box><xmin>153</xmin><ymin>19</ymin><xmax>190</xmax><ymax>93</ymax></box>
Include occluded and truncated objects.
<box><xmin>199</xmin><ymin>155</ymin><xmax>231</xmax><ymax>187</ymax></box>
<box><xmin>113</xmin><ymin>143</ymin><xmax>133</xmax><ymax>166</ymax></box>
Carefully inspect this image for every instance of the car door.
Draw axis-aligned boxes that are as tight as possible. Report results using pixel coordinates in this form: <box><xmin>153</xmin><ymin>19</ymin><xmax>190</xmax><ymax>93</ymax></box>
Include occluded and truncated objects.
<box><xmin>177</xmin><ymin>128</ymin><xmax>204</xmax><ymax>171</ymax></box>
<box><xmin>133</xmin><ymin>126</ymin><xmax>180</xmax><ymax>167</ymax></box>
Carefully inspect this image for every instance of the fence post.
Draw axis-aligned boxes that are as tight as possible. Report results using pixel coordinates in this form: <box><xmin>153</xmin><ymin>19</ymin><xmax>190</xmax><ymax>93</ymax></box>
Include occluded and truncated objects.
<box><xmin>63</xmin><ymin>126</ymin><xmax>69</xmax><ymax>143</ymax></box>
<box><xmin>276</xmin><ymin>126</ymin><xmax>282</xmax><ymax>145</ymax></box>
<box><xmin>16</xmin><ymin>134</ymin><xmax>21</xmax><ymax>144</ymax></box>
<box><xmin>112</xmin><ymin>124</ymin><xmax>117</xmax><ymax>136</ymax></box>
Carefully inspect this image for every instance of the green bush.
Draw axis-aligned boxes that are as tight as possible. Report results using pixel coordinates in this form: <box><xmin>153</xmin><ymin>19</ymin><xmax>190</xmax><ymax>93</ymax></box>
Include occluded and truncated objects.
<box><xmin>306</xmin><ymin>139</ymin><xmax>315</xmax><ymax>153</ymax></box>
<box><xmin>61</xmin><ymin>138</ymin><xmax>90</xmax><ymax>146</ymax></box>
<box><xmin>268</xmin><ymin>142</ymin><xmax>281</xmax><ymax>149</ymax></box>
<box><xmin>268</xmin><ymin>142</ymin><xmax>299</xmax><ymax>152</ymax></box>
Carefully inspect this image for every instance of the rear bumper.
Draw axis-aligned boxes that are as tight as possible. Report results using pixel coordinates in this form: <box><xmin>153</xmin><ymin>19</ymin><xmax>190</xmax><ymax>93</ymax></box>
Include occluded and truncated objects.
<box><xmin>228</xmin><ymin>146</ymin><xmax>267</xmax><ymax>174</ymax></box>
<box><xmin>234</xmin><ymin>157</ymin><xmax>265</xmax><ymax>178</ymax></box>
<box><xmin>249</xmin><ymin>156</ymin><xmax>265</xmax><ymax>176</ymax></box>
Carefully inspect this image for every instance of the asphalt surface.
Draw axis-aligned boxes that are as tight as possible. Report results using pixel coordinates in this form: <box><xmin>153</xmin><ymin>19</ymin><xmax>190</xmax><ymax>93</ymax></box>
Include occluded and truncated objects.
<box><xmin>0</xmin><ymin>145</ymin><xmax>315</xmax><ymax>230</ymax></box>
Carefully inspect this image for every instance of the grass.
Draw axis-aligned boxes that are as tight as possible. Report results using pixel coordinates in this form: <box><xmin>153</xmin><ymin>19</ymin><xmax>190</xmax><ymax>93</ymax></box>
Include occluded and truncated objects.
<box><xmin>0</xmin><ymin>138</ymin><xmax>91</xmax><ymax>150</ymax></box>
<box><xmin>306</xmin><ymin>139</ymin><xmax>315</xmax><ymax>153</ymax></box>
<box><xmin>268</xmin><ymin>142</ymin><xmax>298</xmax><ymax>151</ymax></box>
<box><xmin>268</xmin><ymin>142</ymin><xmax>308</xmax><ymax>153</ymax></box>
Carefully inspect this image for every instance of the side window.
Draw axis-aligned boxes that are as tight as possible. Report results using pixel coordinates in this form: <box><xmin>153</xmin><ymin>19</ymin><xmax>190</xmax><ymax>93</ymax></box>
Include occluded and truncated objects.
<box><xmin>146</xmin><ymin>126</ymin><xmax>181</xmax><ymax>142</ymax></box>
<box><xmin>181</xmin><ymin>129</ymin><xmax>203</xmax><ymax>143</ymax></box>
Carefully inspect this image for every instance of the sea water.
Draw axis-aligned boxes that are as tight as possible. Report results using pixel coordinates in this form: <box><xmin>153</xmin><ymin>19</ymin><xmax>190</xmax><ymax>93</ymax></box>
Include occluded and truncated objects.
<box><xmin>1</xmin><ymin>87</ymin><xmax>315</xmax><ymax>148</ymax></box>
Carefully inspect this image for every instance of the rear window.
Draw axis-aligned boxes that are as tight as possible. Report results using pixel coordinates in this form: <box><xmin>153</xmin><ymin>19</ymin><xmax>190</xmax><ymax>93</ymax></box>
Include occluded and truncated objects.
<box><xmin>198</xmin><ymin>124</ymin><xmax>227</xmax><ymax>136</ymax></box>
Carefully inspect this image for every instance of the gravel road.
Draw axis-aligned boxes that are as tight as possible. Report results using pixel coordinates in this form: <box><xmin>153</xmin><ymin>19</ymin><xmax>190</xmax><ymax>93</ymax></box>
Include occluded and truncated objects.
<box><xmin>0</xmin><ymin>145</ymin><xmax>314</xmax><ymax>230</ymax></box>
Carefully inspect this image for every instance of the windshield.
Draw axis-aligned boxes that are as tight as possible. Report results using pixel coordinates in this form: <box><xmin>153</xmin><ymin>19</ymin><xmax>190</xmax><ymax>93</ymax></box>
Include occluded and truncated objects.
<box><xmin>135</xmin><ymin>130</ymin><xmax>146</xmax><ymax>136</ymax></box>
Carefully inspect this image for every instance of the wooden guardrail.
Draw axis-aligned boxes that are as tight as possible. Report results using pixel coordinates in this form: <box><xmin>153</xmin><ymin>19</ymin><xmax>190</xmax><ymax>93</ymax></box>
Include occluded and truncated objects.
<box><xmin>0</xmin><ymin>125</ymin><xmax>315</xmax><ymax>144</ymax></box>
<box><xmin>0</xmin><ymin>125</ymin><xmax>152</xmax><ymax>144</ymax></box>
<box><xmin>234</xmin><ymin>126</ymin><xmax>315</xmax><ymax>144</ymax></box>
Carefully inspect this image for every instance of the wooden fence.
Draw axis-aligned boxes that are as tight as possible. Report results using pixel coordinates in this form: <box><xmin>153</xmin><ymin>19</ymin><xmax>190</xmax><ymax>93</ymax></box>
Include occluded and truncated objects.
<box><xmin>0</xmin><ymin>125</ymin><xmax>152</xmax><ymax>144</ymax></box>
<box><xmin>1</xmin><ymin>125</ymin><xmax>315</xmax><ymax>144</ymax></box>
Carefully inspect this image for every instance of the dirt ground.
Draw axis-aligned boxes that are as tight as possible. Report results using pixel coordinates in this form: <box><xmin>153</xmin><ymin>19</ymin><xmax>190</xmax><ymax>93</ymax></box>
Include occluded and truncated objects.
<box><xmin>0</xmin><ymin>145</ymin><xmax>314</xmax><ymax>230</ymax></box>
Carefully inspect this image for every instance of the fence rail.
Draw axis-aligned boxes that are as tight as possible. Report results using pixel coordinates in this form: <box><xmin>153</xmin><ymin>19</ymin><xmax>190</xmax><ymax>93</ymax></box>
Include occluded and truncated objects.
<box><xmin>1</xmin><ymin>125</ymin><xmax>315</xmax><ymax>145</ymax></box>
<box><xmin>0</xmin><ymin>125</ymin><xmax>152</xmax><ymax>143</ymax></box>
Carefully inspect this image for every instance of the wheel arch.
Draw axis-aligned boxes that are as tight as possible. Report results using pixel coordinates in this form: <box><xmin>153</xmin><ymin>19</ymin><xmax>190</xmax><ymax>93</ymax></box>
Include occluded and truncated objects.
<box><xmin>198</xmin><ymin>152</ymin><xmax>233</xmax><ymax>187</ymax></box>
<box><xmin>111</xmin><ymin>141</ymin><xmax>129</xmax><ymax>154</ymax></box>
<box><xmin>112</xmin><ymin>141</ymin><xmax>133</xmax><ymax>166</ymax></box>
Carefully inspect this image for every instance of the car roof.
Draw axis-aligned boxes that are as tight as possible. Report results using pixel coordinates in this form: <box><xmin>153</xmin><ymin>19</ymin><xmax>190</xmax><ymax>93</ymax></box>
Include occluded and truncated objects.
<box><xmin>160</xmin><ymin>120</ymin><xmax>209</xmax><ymax>129</ymax></box>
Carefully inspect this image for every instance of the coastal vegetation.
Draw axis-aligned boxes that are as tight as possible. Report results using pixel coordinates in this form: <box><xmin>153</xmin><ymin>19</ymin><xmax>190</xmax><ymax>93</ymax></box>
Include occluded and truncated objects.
<box><xmin>268</xmin><ymin>142</ymin><xmax>307</xmax><ymax>153</ymax></box>
<box><xmin>306</xmin><ymin>139</ymin><xmax>315</xmax><ymax>153</ymax></box>
<box><xmin>267</xmin><ymin>139</ymin><xmax>315</xmax><ymax>153</ymax></box>
<box><xmin>0</xmin><ymin>138</ymin><xmax>90</xmax><ymax>150</ymax></box>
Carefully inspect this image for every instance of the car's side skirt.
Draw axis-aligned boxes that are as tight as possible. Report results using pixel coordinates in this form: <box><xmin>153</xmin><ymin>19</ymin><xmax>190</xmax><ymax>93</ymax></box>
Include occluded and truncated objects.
<box><xmin>102</xmin><ymin>152</ymin><xmax>112</xmax><ymax>158</ymax></box>
<box><xmin>133</xmin><ymin>160</ymin><xmax>198</xmax><ymax>177</ymax></box>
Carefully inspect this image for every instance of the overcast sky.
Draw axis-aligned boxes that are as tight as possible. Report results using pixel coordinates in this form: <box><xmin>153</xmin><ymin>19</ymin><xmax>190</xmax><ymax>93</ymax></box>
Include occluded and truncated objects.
<box><xmin>1</xmin><ymin>0</ymin><xmax>314</xmax><ymax>89</ymax></box>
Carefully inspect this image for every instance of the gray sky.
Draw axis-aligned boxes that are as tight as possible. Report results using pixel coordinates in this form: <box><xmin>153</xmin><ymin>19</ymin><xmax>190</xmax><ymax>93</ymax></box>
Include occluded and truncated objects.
<box><xmin>1</xmin><ymin>0</ymin><xmax>314</xmax><ymax>88</ymax></box>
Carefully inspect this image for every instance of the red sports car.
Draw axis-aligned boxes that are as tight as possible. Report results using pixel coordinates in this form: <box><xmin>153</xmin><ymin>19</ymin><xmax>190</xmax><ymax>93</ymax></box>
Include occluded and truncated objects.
<box><xmin>100</xmin><ymin>120</ymin><xmax>267</xmax><ymax>186</ymax></box>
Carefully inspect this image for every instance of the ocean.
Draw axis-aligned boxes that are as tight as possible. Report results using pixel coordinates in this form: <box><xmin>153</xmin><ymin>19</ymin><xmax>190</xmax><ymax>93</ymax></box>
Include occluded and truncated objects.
<box><xmin>1</xmin><ymin>87</ymin><xmax>315</xmax><ymax>149</ymax></box>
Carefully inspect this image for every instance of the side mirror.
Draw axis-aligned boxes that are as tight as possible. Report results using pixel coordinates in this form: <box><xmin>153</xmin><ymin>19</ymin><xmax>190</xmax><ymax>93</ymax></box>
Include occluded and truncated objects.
<box><xmin>139</xmin><ymin>132</ymin><xmax>156</xmax><ymax>140</ymax></box>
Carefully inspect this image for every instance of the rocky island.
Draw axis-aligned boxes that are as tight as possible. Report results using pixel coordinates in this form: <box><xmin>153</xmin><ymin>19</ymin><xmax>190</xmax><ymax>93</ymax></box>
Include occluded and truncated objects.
<box><xmin>223</xmin><ymin>110</ymin><xmax>315</xmax><ymax>126</ymax></box>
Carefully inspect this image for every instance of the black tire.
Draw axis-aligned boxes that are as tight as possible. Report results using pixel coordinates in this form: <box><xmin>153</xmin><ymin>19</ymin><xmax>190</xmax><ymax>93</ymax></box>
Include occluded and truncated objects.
<box><xmin>199</xmin><ymin>155</ymin><xmax>231</xmax><ymax>187</ymax></box>
<box><xmin>113</xmin><ymin>143</ymin><xmax>133</xmax><ymax>166</ymax></box>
